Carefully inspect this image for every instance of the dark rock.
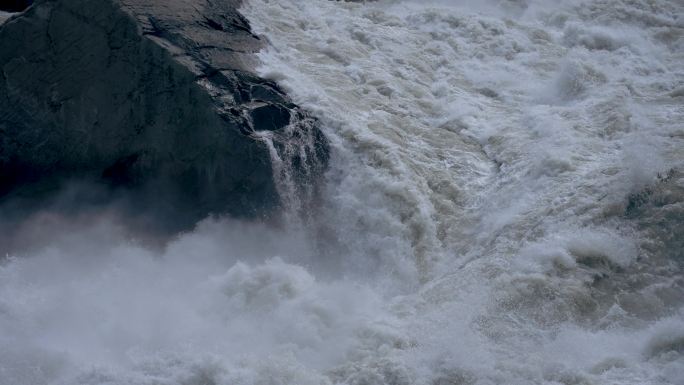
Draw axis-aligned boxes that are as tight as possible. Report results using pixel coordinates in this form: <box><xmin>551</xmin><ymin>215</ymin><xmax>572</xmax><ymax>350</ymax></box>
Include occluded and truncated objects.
<box><xmin>249</xmin><ymin>103</ymin><xmax>292</xmax><ymax>132</ymax></box>
<box><xmin>0</xmin><ymin>0</ymin><xmax>33</xmax><ymax>13</ymax></box>
<box><xmin>0</xmin><ymin>0</ymin><xmax>328</xmax><ymax>233</ymax></box>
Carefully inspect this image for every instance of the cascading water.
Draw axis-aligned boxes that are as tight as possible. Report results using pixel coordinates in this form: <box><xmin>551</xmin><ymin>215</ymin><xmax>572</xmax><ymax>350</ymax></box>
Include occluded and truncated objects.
<box><xmin>250</xmin><ymin>111</ymin><xmax>327</xmax><ymax>222</ymax></box>
<box><xmin>0</xmin><ymin>0</ymin><xmax>682</xmax><ymax>384</ymax></box>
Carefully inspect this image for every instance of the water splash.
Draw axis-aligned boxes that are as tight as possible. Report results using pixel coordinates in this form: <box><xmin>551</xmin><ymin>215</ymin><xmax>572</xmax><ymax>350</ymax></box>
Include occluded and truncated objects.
<box><xmin>1</xmin><ymin>0</ymin><xmax>683</xmax><ymax>384</ymax></box>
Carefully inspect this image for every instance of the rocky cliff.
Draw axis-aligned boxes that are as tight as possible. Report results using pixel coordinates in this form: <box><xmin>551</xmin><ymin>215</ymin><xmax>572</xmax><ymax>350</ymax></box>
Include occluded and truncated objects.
<box><xmin>0</xmin><ymin>0</ymin><xmax>328</xmax><ymax>231</ymax></box>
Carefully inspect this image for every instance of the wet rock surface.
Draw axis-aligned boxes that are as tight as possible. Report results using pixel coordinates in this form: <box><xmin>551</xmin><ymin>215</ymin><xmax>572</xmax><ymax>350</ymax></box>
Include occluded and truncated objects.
<box><xmin>0</xmin><ymin>0</ymin><xmax>328</xmax><ymax>232</ymax></box>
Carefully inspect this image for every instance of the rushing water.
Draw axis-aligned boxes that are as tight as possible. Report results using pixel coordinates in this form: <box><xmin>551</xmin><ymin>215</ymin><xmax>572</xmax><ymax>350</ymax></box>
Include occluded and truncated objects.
<box><xmin>1</xmin><ymin>0</ymin><xmax>683</xmax><ymax>384</ymax></box>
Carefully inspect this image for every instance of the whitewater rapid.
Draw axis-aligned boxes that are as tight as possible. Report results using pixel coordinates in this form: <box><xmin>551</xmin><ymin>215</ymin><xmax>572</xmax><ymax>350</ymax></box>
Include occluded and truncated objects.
<box><xmin>1</xmin><ymin>0</ymin><xmax>683</xmax><ymax>384</ymax></box>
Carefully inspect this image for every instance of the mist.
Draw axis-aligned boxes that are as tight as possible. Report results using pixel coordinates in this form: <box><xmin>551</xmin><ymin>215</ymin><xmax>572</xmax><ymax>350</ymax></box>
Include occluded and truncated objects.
<box><xmin>2</xmin><ymin>0</ymin><xmax>683</xmax><ymax>384</ymax></box>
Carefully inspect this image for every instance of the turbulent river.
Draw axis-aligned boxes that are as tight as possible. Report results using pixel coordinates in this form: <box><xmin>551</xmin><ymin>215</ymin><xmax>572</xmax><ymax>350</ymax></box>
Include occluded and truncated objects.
<box><xmin>1</xmin><ymin>0</ymin><xmax>683</xmax><ymax>384</ymax></box>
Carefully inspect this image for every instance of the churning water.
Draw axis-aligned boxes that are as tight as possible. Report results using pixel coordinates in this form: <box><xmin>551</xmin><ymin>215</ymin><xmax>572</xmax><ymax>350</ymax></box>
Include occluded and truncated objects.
<box><xmin>1</xmin><ymin>0</ymin><xmax>683</xmax><ymax>384</ymax></box>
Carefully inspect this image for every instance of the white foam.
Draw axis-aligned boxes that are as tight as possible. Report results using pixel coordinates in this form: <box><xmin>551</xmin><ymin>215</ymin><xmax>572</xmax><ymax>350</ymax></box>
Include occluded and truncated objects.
<box><xmin>241</xmin><ymin>0</ymin><xmax>684</xmax><ymax>383</ymax></box>
<box><xmin>0</xmin><ymin>217</ymin><xmax>402</xmax><ymax>385</ymax></box>
<box><xmin>1</xmin><ymin>0</ymin><xmax>683</xmax><ymax>383</ymax></box>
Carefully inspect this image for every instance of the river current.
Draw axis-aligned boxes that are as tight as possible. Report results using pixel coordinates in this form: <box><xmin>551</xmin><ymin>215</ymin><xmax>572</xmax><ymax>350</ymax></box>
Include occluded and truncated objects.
<box><xmin>1</xmin><ymin>0</ymin><xmax>683</xmax><ymax>384</ymax></box>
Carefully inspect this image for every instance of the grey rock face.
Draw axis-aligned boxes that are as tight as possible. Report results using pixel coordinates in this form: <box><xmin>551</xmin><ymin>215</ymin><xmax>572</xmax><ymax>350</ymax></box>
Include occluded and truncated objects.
<box><xmin>0</xmin><ymin>0</ymin><xmax>328</xmax><ymax>231</ymax></box>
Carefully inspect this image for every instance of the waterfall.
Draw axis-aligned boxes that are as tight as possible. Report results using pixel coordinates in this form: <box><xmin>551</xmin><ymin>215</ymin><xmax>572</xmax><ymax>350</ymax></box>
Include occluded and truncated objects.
<box><xmin>0</xmin><ymin>1</ymin><xmax>682</xmax><ymax>384</ymax></box>
<box><xmin>250</xmin><ymin>109</ymin><xmax>327</xmax><ymax>223</ymax></box>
